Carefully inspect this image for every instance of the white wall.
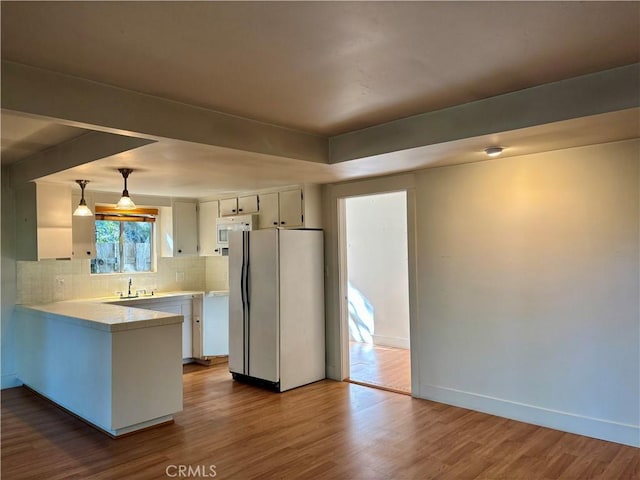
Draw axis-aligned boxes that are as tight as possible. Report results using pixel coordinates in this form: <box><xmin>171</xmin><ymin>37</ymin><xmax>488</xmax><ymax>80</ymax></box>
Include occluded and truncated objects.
<box><xmin>417</xmin><ymin>140</ymin><xmax>640</xmax><ymax>446</ymax></box>
<box><xmin>1</xmin><ymin>168</ymin><xmax>19</xmax><ymax>388</ymax></box>
<box><xmin>323</xmin><ymin>139</ymin><xmax>639</xmax><ymax>447</ymax></box>
<box><xmin>346</xmin><ymin>192</ymin><xmax>410</xmax><ymax>348</ymax></box>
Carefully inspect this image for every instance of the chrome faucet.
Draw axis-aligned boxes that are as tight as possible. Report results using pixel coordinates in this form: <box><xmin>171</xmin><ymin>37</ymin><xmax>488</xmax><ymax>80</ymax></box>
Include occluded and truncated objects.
<box><xmin>127</xmin><ymin>278</ymin><xmax>133</xmax><ymax>297</ymax></box>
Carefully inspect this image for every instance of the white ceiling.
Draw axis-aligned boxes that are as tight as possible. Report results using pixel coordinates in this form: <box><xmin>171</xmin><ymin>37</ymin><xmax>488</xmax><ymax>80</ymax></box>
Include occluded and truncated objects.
<box><xmin>1</xmin><ymin>2</ymin><xmax>639</xmax><ymax>198</ymax></box>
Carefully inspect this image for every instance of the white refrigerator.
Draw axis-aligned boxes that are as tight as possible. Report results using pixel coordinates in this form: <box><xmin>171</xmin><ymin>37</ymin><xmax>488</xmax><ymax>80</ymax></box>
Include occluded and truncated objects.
<box><xmin>228</xmin><ymin>229</ymin><xmax>325</xmax><ymax>392</ymax></box>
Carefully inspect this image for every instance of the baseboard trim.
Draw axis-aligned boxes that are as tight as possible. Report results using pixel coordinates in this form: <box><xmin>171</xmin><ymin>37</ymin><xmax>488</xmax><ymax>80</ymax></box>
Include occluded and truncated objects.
<box><xmin>23</xmin><ymin>384</ymin><xmax>174</xmax><ymax>438</ymax></box>
<box><xmin>1</xmin><ymin>374</ymin><xmax>22</xmax><ymax>390</ymax></box>
<box><xmin>418</xmin><ymin>383</ymin><xmax>639</xmax><ymax>448</ymax></box>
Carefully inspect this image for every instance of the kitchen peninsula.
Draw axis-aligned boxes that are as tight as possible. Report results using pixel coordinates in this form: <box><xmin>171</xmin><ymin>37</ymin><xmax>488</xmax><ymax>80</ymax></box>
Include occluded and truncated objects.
<box><xmin>14</xmin><ymin>301</ymin><xmax>183</xmax><ymax>437</ymax></box>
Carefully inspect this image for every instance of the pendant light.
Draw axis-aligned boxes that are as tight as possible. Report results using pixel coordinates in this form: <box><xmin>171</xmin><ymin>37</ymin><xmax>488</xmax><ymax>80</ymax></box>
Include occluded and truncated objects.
<box><xmin>73</xmin><ymin>180</ymin><xmax>93</xmax><ymax>216</ymax></box>
<box><xmin>116</xmin><ymin>168</ymin><xmax>136</xmax><ymax>209</ymax></box>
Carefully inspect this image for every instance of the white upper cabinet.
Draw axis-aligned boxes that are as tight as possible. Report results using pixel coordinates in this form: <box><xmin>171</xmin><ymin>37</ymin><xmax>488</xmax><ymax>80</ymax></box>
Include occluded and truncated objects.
<box><xmin>258</xmin><ymin>192</ymin><xmax>279</xmax><ymax>229</ymax></box>
<box><xmin>71</xmin><ymin>191</ymin><xmax>96</xmax><ymax>258</ymax></box>
<box><xmin>16</xmin><ymin>182</ymin><xmax>73</xmax><ymax>261</ymax></box>
<box><xmin>219</xmin><ymin>198</ymin><xmax>238</xmax><ymax>216</ymax></box>
<box><xmin>278</xmin><ymin>189</ymin><xmax>303</xmax><ymax>227</ymax></box>
<box><xmin>257</xmin><ymin>185</ymin><xmax>322</xmax><ymax>230</ymax></box>
<box><xmin>237</xmin><ymin>195</ymin><xmax>258</xmax><ymax>215</ymax></box>
<box><xmin>198</xmin><ymin>200</ymin><xmax>219</xmax><ymax>256</ymax></box>
<box><xmin>173</xmin><ymin>201</ymin><xmax>198</xmax><ymax>255</ymax></box>
<box><xmin>160</xmin><ymin>200</ymin><xmax>199</xmax><ymax>257</ymax></box>
<box><xmin>220</xmin><ymin>195</ymin><xmax>259</xmax><ymax>216</ymax></box>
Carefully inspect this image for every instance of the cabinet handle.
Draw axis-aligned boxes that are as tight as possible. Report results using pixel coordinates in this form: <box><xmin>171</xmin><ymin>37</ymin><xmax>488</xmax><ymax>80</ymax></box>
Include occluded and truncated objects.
<box><xmin>281</xmin><ymin>221</ymin><xmax>286</xmax><ymax>225</ymax></box>
<box><xmin>238</xmin><ymin>208</ymin><xmax>243</xmax><ymax>212</ymax></box>
<box><xmin>273</xmin><ymin>222</ymin><xmax>278</xmax><ymax>225</ymax></box>
<box><xmin>86</xmin><ymin>251</ymin><xmax>91</xmax><ymax>256</ymax></box>
<box><xmin>232</xmin><ymin>209</ymin><xmax>236</xmax><ymax>213</ymax></box>
<box><xmin>178</xmin><ymin>249</ymin><xmax>182</xmax><ymax>253</ymax></box>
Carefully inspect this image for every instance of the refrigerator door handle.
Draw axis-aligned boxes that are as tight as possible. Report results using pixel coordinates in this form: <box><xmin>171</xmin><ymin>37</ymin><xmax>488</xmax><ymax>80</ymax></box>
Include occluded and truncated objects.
<box><xmin>243</xmin><ymin>231</ymin><xmax>251</xmax><ymax>375</ymax></box>
<box><xmin>240</xmin><ymin>239</ymin><xmax>247</xmax><ymax>309</ymax></box>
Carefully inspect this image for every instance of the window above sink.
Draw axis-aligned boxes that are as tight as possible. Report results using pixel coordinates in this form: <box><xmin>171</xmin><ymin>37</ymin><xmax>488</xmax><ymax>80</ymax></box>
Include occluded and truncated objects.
<box><xmin>91</xmin><ymin>206</ymin><xmax>158</xmax><ymax>275</ymax></box>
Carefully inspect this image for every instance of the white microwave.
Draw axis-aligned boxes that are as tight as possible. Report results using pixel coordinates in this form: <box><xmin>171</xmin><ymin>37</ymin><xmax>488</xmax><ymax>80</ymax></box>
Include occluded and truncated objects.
<box><xmin>215</xmin><ymin>214</ymin><xmax>258</xmax><ymax>255</ymax></box>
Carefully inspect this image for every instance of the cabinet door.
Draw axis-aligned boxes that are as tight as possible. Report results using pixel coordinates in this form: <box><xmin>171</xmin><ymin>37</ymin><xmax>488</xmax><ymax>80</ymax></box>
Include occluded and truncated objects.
<box><xmin>173</xmin><ymin>201</ymin><xmax>198</xmax><ymax>256</ymax></box>
<box><xmin>258</xmin><ymin>192</ymin><xmax>279</xmax><ymax>229</ymax></box>
<box><xmin>237</xmin><ymin>195</ymin><xmax>258</xmax><ymax>214</ymax></box>
<box><xmin>114</xmin><ymin>298</ymin><xmax>193</xmax><ymax>360</ymax></box>
<box><xmin>192</xmin><ymin>294</ymin><xmax>203</xmax><ymax>359</ymax></box>
<box><xmin>198</xmin><ymin>200</ymin><xmax>219</xmax><ymax>256</ymax></box>
<box><xmin>71</xmin><ymin>192</ymin><xmax>96</xmax><ymax>258</ymax></box>
<box><xmin>278</xmin><ymin>189</ymin><xmax>303</xmax><ymax>227</ymax></box>
<box><xmin>36</xmin><ymin>183</ymin><xmax>73</xmax><ymax>260</ymax></box>
<box><xmin>203</xmin><ymin>294</ymin><xmax>229</xmax><ymax>356</ymax></box>
<box><xmin>72</xmin><ymin>216</ymin><xmax>96</xmax><ymax>258</ymax></box>
<box><xmin>219</xmin><ymin>198</ymin><xmax>238</xmax><ymax>216</ymax></box>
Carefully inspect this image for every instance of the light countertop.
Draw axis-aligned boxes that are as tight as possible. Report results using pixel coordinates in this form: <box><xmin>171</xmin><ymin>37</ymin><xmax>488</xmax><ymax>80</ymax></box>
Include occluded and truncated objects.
<box><xmin>16</xmin><ymin>302</ymin><xmax>183</xmax><ymax>333</ymax></box>
<box><xmin>86</xmin><ymin>290</ymin><xmax>229</xmax><ymax>304</ymax></box>
<box><xmin>19</xmin><ymin>290</ymin><xmax>229</xmax><ymax>332</ymax></box>
<box><xmin>90</xmin><ymin>290</ymin><xmax>205</xmax><ymax>304</ymax></box>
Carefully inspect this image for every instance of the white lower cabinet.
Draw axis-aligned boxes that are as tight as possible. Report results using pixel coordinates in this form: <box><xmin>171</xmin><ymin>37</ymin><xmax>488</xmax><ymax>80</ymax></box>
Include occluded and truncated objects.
<box><xmin>202</xmin><ymin>292</ymin><xmax>229</xmax><ymax>356</ymax></box>
<box><xmin>110</xmin><ymin>292</ymin><xmax>228</xmax><ymax>362</ymax></box>
<box><xmin>113</xmin><ymin>294</ymin><xmax>197</xmax><ymax>361</ymax></box>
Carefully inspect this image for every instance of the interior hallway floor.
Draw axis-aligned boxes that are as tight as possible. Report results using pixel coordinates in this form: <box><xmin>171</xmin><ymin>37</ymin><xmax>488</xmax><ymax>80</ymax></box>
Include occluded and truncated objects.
<box><xmin>349</xmin><ymin>341</ymin><xmax>411</xmax><ymax>394</ymax></box>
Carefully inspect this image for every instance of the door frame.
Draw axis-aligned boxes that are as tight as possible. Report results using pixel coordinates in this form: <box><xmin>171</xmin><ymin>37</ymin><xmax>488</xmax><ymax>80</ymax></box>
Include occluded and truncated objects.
<box><xmin>330</xmin><ymin>176</ymin><xmax>419</xmax><ymax>395</ymax></box>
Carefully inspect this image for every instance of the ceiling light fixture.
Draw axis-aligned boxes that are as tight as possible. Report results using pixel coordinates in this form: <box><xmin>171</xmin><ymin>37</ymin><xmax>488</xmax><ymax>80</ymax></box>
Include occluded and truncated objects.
<box><xmin>484</xmin><ymin>146</ymin><xmax>503</xmax><ymax>157</ymax></box>
<box><xmin>73</xmin><ymin>180</ymin><xmax>93</xmax><ymax>216</ymax></box>
<box><xmin>116</xmin><ymin>168</ymin><xmax>136</xmax><ymax>209</ymax></box>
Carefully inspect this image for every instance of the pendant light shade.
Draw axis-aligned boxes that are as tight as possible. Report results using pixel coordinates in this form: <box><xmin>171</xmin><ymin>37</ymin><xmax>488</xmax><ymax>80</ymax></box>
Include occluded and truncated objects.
<box><xmin>73</xmin><ymin>180</ymin><xmax>93</xmax><ymax>216</ymax></box>
<box><xmin>116</xmin><ymin>168</ymin><xmax>136</xmax><ymax>209</ymax></box>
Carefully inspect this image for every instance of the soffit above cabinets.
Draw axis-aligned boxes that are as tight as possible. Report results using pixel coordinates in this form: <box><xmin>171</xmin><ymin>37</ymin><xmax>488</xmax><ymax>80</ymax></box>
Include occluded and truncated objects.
<box><xmin>34</xmin><ymin>109</ymin><xmax>640</xmax><ymax>199</ymax></box>
<box><xmin>1</xmin><ymin>111</ymin><xmax>89</xmax><ymax>166</ymax></box>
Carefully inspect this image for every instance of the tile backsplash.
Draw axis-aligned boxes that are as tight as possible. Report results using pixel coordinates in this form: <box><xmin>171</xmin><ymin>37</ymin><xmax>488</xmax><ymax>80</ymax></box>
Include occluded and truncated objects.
<box><xmin>205</xmin><ymin>256</ymin><xmax>229</xmax><ymax>292</ymax></box>
<box><xmin>16</xmin><ymin>256</ymin><xmax>211</xmax><ymax>305</ymax></box>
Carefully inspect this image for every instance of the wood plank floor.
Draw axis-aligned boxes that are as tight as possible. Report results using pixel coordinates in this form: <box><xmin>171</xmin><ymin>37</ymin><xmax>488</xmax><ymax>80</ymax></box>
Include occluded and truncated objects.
<box><xmin>349</xmin><ymin>341</ymin><xmax>411</xmax><ymax>394</ymax></box>
<box><xmin>2</xmin><ymin>363</ymin><xmax>638</xmax><ymax>479</ymax></box>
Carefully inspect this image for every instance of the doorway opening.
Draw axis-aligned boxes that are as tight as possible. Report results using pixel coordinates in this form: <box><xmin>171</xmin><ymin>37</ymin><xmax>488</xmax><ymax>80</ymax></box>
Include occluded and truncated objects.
<box><xmin>342</xmin><ymin>191</ymin><xmax>411</xmax><ymax>395</ymax></box>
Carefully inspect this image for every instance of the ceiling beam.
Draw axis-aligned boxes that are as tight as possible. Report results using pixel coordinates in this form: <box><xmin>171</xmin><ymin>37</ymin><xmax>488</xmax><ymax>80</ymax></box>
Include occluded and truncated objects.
<box><xmin>329</xmin><ymin>63</ymin><xmax>640</xmax><ymax>163</ymax></box>
<box><xmin>1</xmin><ymin>60</ymin><xmax>328</xmax><ymax>164</ymax></box>
<box><xmin>7</xmin><ymin>129</ymin><xmax>155</xmax><ymax>186</ymax></box>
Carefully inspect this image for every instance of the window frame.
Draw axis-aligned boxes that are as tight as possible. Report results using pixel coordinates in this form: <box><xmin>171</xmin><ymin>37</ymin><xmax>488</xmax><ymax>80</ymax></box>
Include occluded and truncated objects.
<box><xmin>92</xmin><ymin>206</ymin><xmax>159</xmax><ymax>275</ymax></box>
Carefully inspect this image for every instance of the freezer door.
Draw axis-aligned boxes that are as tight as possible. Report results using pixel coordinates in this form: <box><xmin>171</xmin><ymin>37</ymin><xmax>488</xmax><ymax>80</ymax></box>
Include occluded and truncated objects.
<box><xmin>228</xmin><ymin>230</ymin><xmax>246</xmax><ymax>374</ymax></box>
<box><xmin>247</xmin><ymin>229</ymin><xmax>279</xmax><ymax>383</ymax></box>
